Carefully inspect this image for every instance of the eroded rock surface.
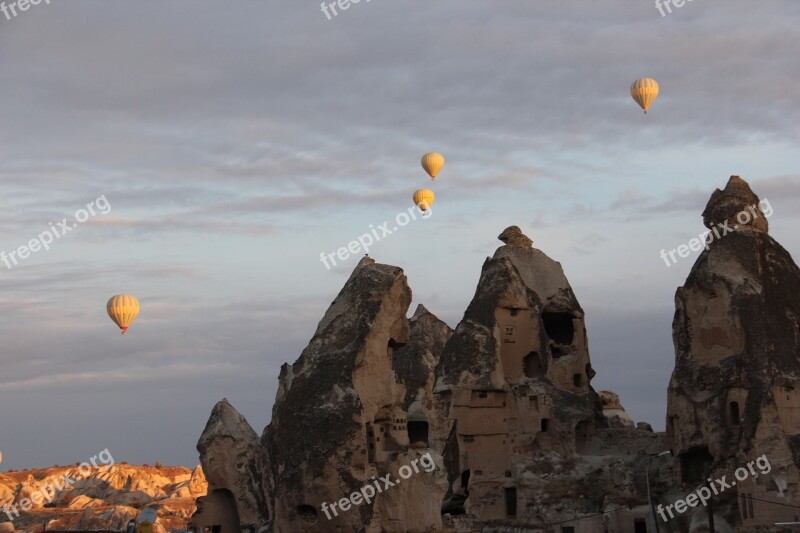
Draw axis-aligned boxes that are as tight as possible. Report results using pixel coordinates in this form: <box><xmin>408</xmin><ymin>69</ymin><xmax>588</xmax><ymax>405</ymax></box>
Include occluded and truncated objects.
<box><xmin>600</xmin><ymin>390</ymin><xmax>635</xmax><ymax>429</ymax></box>
<box><xmin>194</xmin><ymin>399</ymin><xmax>269</xmax><ymax>532</ymax></box>
<box><xmin>264</xmin><ymin>258</ymin><xmax>448</xmax><ymax>532</ymax></box>
<box><xmin>667</xmin><ymin>176</ymin><xmax>800</xmax><ymax>530</ymax></box>
<box><xmin>0</xmin><ymin>464</ymin><xmax>204</xmax><ymax>533</ymax></box>
<box><xmin>194</xmin><ymin>179</ymin><xmax>799</xmax><ymax>532</ymax></box>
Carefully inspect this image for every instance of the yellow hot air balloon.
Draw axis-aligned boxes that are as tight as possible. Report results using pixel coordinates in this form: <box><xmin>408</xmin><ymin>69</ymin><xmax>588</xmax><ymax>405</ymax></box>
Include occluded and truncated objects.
<box><xmin>630</xmin><ymin>78</ymin><xmax>659</xmax><ymax>113</ymax></box>
<box><xmin>413</xmin><ymin>188</ymin><xmax>435</xmax><ymax>211</ymax></box>
<box><xmin>107</xmin><ymin>294</ymin><xmax>140</xmax><ymax>335</ymax></box>
<box><xmin>421</xmin><ymin>152</ymin><xmax>445</xmax><ymax>180</ymax></box>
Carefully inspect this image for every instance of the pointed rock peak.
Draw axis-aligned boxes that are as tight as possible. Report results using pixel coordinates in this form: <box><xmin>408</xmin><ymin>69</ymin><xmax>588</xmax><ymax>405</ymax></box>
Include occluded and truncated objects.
<box><xmin>198</xmin><ymin>398</ymin><xmax>258</xmax><ymax>450</ymax></box>
<box><xmin>702</xmin><ymin>175</ymin><xmax>769</xmax><ymax>233</ymax></box>
<box><xmin>411</xmin><ymin>303</ymin><xmax>431</xmax><ymax>321</ymax></box>
<box><xmin>498</xmin><ymin>226</ymin><xmax>533</xmax><ymax>248</ymax></box>
<box><xmin>358</xmin><ymin>255</ymin><xmax>375</xmax><ymax>266</ymax></box>
<box><xmin>209</xmin><ymin>398</ymin><xmax>236</xmax><ymax>418</ymax></box>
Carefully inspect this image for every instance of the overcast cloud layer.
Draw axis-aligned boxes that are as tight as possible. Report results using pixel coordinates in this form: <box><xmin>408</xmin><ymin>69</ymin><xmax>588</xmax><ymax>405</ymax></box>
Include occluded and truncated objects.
<box><xmin>0</xmin><ymin>1</ymin><xmax>798</xmax><ymax>469</ymax></box>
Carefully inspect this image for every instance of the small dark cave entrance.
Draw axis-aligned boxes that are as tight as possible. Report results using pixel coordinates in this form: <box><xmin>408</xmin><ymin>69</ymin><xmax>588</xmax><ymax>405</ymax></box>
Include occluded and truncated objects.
<box><xmin>729</xmin><ymin>401</ymin><xmax>740</xmax><ymax>425</ymax></box>
<box><xmin>296</xmin><ymin>505</ymin><xmax>317</xmax><ymax>523</ymax></box>
<box><xmin>408</xmin><ymin>420</ymin><xmax>429</xmax><ymax>447</ymax></box>
<box><xmin>504</xmin><ymin>487</ymin><xmax>517</xmax><ymax>517</ymax></box>
<box><xmin>680</xmin><ymin>446</ymin><xmax>713</xmax><ymax>484</ymax></box>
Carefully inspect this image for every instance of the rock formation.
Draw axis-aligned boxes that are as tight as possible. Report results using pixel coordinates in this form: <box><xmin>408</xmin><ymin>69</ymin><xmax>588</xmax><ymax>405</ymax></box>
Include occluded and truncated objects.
<box><xmin>193</xmin><ymin>399</ymin><xmax>270</xmax><ymax>533</ymax></box>
<box><xmin>193</xmin><ymin>177</ymin><xmax>800</xmax><ymax>532</ymax></box>
<box><xmin>0</xmin><ymin>464</ymin><xmax>205</xmax><ymax>533</ymax></box>
<box><xmin>600</xmin><ymin>390</ymin><xmax>636</xmax><ymax>429</ymax></box>
<box><xmin>264</xmin><ymin>258</ymin><xmax>448</xmax><ymax>532</ymax></box>
<box><xmin>667</xmin><ymin>176</ymin><xmax>800</xmax><ymax>530</ymax></box>
<box><xmin>432</xmin><ymin>226</ymin><xmax>670</xmax><ymax>529</ymax></box>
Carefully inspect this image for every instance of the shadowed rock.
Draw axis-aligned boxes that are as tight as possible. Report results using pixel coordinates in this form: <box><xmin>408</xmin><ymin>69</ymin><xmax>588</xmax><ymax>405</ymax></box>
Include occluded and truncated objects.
<box><xmin>264</xmin><ymin>259</ymin><xmax>447</xmax><ymax>532</ymax></box>
<box><xmin>702</xmin><ymin>175</ymin><xmax>769</xmax><ymax>232</ymax></box>
<box><xmin>667</xmin><ymin>176</ymin><xmax>800</xmax><ymax>530</ymax></box>
<box><xmin>195</xmin><ymin>399</ymin><xmax>269</xmax><ymax>531</ymax></box>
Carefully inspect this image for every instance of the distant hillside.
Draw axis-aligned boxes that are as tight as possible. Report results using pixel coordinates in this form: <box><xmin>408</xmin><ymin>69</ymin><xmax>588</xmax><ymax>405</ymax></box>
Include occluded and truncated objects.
<box><xmin>0</xmin><ymin>464</ymin><xmax>207</xmax><ymax>532</ymax></box>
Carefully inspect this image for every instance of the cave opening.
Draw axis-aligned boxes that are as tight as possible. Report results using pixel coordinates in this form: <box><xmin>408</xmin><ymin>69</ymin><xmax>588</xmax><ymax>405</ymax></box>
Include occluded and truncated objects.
<box><xmin>408</xmin><ymin>421</ymin><xmax>429</xmax><ymax>447</ymax></box>
<box><xmin>729</xmin><ymin>401</ymin><xmax>740</xmax><ymax>425</ymax></box>
<box><xmin>524</xmin><ymin>351</ymin><xmax>544</xmax><ymax>378</ymax></box>
<box><xmin>504</xmin><ymin>487</ymin><xmax>517</xmax><ymax>517</ymax></box>
<box><xmin>542</xmin><ymin>312</ymin><xmax>574</xmax><ymax>345</ymax></box>
<box><xmin>680</xmin><ymin>446</ymin><xmax>713</xmax><ymax>483</ymax></box>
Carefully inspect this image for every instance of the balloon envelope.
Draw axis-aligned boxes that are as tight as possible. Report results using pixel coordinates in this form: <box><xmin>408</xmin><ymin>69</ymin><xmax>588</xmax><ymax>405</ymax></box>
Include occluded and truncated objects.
<box><xmin>630</xmin><ymin>78</ymin><xmax>659</xmax><ymax>113</ymax></box>
<box><xmin>107</xmin><ymin>294</ymin><xmax>140</xmax><ymax>335</ymax></box>
<box><xmin>413</xmin><ymin>188</ymin><xmax>435</xmax><ymax>211</ymax></box>
<box><xmin>421</xmin><ymin>152</ymin><xmax>445</xmax><ymax>180</ymax></box>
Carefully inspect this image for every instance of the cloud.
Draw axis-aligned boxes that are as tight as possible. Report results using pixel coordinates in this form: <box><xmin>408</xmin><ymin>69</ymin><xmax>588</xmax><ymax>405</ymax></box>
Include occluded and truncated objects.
<box><xmin>0</xmin><ymin>0</ymin><xmax>799</xmax><ymax>469</ymax></box>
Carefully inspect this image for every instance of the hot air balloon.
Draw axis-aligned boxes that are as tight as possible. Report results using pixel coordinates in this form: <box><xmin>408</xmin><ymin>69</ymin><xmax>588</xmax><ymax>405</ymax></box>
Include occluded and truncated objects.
<box><xmin>107</xmin><ymin>294</ymin><xmax>140</xmax><ymax>335</ymax></box>
<box><xmin>413</xmin><ymin>188</ymin><xmax>435</xmax><ymax>211</ymax></box>
<box><xmin>630</xmin><ymin>78</ymin><xmax>659</xmax><ymax>113</ymax></box>
<box><xmin>421</xmin><ymin>152</ymin><xmax>445</xmax><ymax>180</ymax></box>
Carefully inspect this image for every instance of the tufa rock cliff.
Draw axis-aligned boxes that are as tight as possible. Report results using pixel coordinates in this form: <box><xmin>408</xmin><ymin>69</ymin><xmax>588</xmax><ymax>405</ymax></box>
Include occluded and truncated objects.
<box><xmin>667</xmin><ymin>175</ymin><xmax>800</xmax><ymax>530</ymax></box>
<box><xmin>263</xmin><ymin>257</ymin><xmax>448</xmax><ymax>532</ymax></box>
<box><xmin>195</xmin><ymin>177</ymin><xmax>799</xmax><ymax>532</ymax></box>
<box><xmin>194</xmin><ymin>399</ymin><xmax>269</xmax><ymax>533</ymax></box>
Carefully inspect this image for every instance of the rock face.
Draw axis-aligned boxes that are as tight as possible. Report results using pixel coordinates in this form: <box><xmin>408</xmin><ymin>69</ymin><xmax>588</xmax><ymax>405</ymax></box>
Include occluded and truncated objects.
<box><xmin>194</xmin><ymin>230</ymin><xmax>671</xmax><ymax>532</ymax></box>
<box><xmin>193</xmin><ymin>399</ymin><xmax>270</xmax><ymax>533</ymax></box>
<box><xmin>194</xmin><ymin>182</ymin><xmax>800</xmax><ymax>532</ymax></box>
<box><xmin>432</xmin><ymin>227</ymin><xmax>669</xmax><ymax>528</ymax></box>
<box><xmin>667</xmin><ymin>176</ymin><xmax>800</xmax><ymax>530</ymax></box>
<box><xmin>600</xmin><ymin>390</ymin><xmax>635</xmax><ymax>429</ymax></box>
<box><xmin>392</xmin><ymin>304</ymin><xmax>454</xmax><ymax>454</ymax></box>
<box><xmin>264</xmin><ymin>257</ymin><xmax>449</xmax><ymax>532</ymax></box>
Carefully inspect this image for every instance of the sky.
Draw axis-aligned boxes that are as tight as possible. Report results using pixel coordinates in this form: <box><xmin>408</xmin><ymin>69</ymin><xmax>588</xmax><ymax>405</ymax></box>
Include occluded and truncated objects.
<box><xmin>0</xmin><ymin>0</ymin><xmax>798</xmax><ymax>470</ymax></box>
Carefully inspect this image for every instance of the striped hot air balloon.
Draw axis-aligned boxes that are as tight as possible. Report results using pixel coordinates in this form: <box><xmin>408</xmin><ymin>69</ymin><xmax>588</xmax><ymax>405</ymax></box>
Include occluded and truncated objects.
<box><xmin>630</xmin><ymin>78</ymin><xmax>659</xmax><ymax>113</ymax></box>
<box><xmin>107</xmin><ymin>294</ymin><xmax>140</xmax><ymax>335</ymax></box>
<box><xmin>421</xmin><ymin>152</ymin><xmax>445</xmax><ymax>180</ymax></box>
<box><xmin>413</xmin><ymin>188</ymin><xmax>435</xmax><ymax>211</ymax></box>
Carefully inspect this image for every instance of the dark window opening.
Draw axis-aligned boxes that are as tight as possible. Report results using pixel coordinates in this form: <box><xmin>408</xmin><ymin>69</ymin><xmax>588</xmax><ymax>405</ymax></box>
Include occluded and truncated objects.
<box><xmin>211</xmin><ymin>527</ymin><xmax>221</xmax><ymax>533</ymax></box>
<box><xmin>541</xmin><ymin>418</ymin><xmax>550</xmax><ymax>432</ymax></box>
<box><xmin>524</xmin><ymin>352</ymin><xmax>544</xmax><ymax>378</ymax></box>
<box><xmin>680</xmin><ymin>446</ymin><xmax>713</xmax><ymax>484</ymax></box>
<box><xmin>542</xmin><ymin>312</ymin><xmax>574</xmax><ymax>345</ymax></box>
<box><xmin>634</xmin><ymin>518</ymin><xmax>647</xmax><ymax>533</ymax></box>
<box><xmin>478</xmin><ymin>392</ymin><xmax>488</xmax><ymax>399</ymax></box>
<box><xmin>463</xmin><ymin>435</ymin><xmax>475</xmax><ymax>443</ymax></box>
<box><xmin>575</xmin><ymin>420</ymin><xmax>591</xmax><ymax>452</ymax></box>
<box><xmin>729</xmin><ymin>401</ymin><xmax>740</xmax><ymax>425</ymax></box>
<box><xmin>551</xmin><ymin>346</ymin><xmax>567</xmax><ymax>358</ymax></box>
<box><xmin>504</xmin><ymin>487</ymin><xmax>517</xmax><ymax>517</ymax></box>
<box><xmin>573</xmin><ymin>373</ymin><xmax>583</xmax><ymax>387</ymax></box>
<box><xmin>460</xmin><ymin>470</ymin><xmax>470</xmax><ymax>495</ymax></box>
<box><xmin>408</xmin><ymin>421</ymin><xmax>429</xmax><ymax>446</ymax></box>
<box><xmin>296</xmin><ymin>505</ymin><xmax>317</xmax><ymax>523</ymax></box>
<box><xmin>562</xmin><ymin>528</ymin><xmax>575</xmax><ymax>533</ymax></box>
